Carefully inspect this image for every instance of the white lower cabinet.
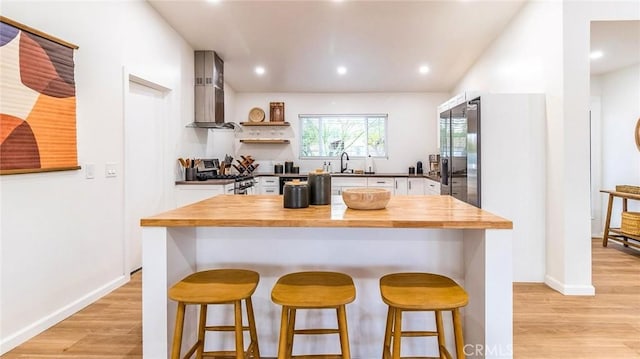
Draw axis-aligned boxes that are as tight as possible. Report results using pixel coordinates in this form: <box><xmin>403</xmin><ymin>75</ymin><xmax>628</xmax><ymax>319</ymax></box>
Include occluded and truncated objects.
<box><xmin>331</xmin><ymin>176</ymin><xmax>425</xmax><ymax>196</ymax></box>
<box><xmin>175</xmin><ymin>184</ymin><xmax>233</xmax><ymax>207</ymax></box>
<box><xmin>425</xmin><ymin>178</ymin><xmax>441</xmax><ymax>195</ymax></box>
<box><xmin>331</xmin><ymin>177</ymin><xmax>368</xmax><ymax>195</ymax></box>
<box><xmin>394</xmin><ymin>178</ymin><xmax>409</xmax><ymax>195</ymax></box>
<box><xmin>367</xmin><ymin>177</ymin><xmax>396</xmax><ymax>195</ymax></box>
<box><xmin>407</xmin><ymin>178</ymin><xmax>425</xmax><ymax>195</ymax></box>
<box><xmin>259</xmin><ymin>176</ymin><xmax>279</xmax><ymax>195</ymax></box>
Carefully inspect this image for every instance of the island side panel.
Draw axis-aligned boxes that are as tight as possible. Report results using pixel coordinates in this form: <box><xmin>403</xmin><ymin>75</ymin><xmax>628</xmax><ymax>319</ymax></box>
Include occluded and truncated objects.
<box><xmin>142</xmin><ymin>227</ymin><xmax>197</xmax><ymax>359</ymax></box>
<box><xmin>463</xmin><ymin>229</ymin><xmax>513</xmax><ymax>359</ymax></box>
<box><xmin>195</xmin><ymin>227</ymin><xmax>464</xmax><ymax>358</ymax></box>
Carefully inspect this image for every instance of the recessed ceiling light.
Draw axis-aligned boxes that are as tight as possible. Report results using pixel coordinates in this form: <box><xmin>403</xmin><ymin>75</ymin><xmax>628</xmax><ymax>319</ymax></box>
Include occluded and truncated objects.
<box><xmin>254</xmin><ymin>66</ymin><xmax>265</xmax><ymax>76</ymax></box>
<box><xmin>419</xmin><ymin>65</ymin><xmax>430</xmax><ymax>74</ymax></box>
<box><xmin>206</xmin><ymin>0</ymin><xmax>221</xmax><ymax>3</ymax></box>
<box><xmin>337</xmin><ymin>66</ymin><xmax>347</xmax><ymax>75</ymax></box>
<box><xmin>590</xmin><ymin>50</ymin><xmax>604</xmax><ymax>60</ymax></box>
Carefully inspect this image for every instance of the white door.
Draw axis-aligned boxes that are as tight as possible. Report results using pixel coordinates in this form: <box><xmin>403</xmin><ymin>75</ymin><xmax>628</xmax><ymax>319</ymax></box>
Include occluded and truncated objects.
<box><xmin>124</xmin><ymin>79</ymin><xmax>168</xmax><ymax>272</ymax></box>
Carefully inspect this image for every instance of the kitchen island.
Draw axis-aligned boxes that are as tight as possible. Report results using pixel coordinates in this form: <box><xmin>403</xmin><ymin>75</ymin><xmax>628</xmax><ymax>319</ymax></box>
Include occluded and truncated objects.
<box><xmin>141</xmin><ymin>195</ymin><xmax>513</xmax><ymax>358</ymax></box>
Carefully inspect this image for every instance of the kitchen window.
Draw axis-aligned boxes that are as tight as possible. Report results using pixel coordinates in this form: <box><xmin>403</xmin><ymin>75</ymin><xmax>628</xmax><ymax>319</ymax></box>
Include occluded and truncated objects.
<box><xmin>299</xmin><ymin>114</ymin><xmax>388</xmax><ymax>158</ymax></box>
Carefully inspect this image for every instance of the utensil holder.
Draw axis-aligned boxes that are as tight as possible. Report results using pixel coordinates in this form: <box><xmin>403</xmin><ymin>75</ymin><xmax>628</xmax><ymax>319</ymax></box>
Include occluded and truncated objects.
<box><xmin>185</xmin><ymin>168</ymin><xmax>197</xmax><ymax>181</ymax></box>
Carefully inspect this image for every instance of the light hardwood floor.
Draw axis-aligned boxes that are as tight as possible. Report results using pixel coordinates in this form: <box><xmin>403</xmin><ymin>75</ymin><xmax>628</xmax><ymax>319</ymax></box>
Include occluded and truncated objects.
<box><xmin>2</xmin><ymin>272</ymin><xmax>142</xmax><ymax>358</ymax></box>
<box><xmin>514</xmin><ymin>239</ymin><xmax>640</xmax><ymax>358</ymax></box>
<box><xmin>2</xmin><ymin>240</ymin><xmax>639</xmax><ymax>358</ymax></box>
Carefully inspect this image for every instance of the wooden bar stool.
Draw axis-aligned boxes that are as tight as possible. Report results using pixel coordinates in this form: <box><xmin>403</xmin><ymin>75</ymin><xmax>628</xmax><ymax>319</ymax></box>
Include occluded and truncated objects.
<box><xmin>271</xmin><ymin>271</ymin><xmax>356</xmax><ymax>359</ymax></box>
<box><xmin>380</xmin><ymin>273</ymin><xmax>469</xmax><ymax>359</ymax></box>
<box><xmin>168</xmin><ymin>269</ymin><xmax>260</xmax><ymax>359</ymax></box>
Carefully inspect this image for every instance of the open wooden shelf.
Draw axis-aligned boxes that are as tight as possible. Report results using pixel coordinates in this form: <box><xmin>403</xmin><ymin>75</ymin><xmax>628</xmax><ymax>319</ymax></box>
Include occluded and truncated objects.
<box><xmin>240</xmin><ymin>122</ymin><xmax>290</xmax><ymax>127</ymax></box>
<box><xmin>239</xmin><ymin>139</ymin><xmax>290</xmax><ymax>144</ymax></box>
<box><xmin>601</xmin><ymin>190</ymin><xmax>640</xmax><ymax>251</ymax></box>
<box><xmin>609</xmin><ymin>228</ymin><xmax>640</xmax><ymax>241</ymax></box>
<box><xmin>606</xmin><ymin>228</ymin><xmax>640</xmax><ymax>249</ymax></box>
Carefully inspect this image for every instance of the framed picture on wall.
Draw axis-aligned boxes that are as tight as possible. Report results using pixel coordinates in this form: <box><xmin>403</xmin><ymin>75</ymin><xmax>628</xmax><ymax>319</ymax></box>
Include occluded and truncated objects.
<box><xmin>0</xmin><ymin>16</ymin><xmax>80</xmax><ymax>175</ymax></box>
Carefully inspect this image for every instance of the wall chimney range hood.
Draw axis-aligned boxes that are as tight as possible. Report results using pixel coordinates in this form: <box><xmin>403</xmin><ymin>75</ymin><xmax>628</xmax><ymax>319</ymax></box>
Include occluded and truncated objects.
<box><xmin>189</xmin><ymin>51</ymin><xmax>235</xmax><ymax>129</ymax></box>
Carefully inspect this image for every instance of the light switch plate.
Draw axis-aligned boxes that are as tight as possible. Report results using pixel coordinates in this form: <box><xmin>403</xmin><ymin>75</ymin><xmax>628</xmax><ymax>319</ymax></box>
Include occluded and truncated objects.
<box><xmin>85</xmin><ymin>163</ymin><xmax>95</xmax><ymax>179</ymax></box>
<box><xmin>105</xmin><ymin>162</ymin><xmax>118</xmax><ymax>177</ymax></box>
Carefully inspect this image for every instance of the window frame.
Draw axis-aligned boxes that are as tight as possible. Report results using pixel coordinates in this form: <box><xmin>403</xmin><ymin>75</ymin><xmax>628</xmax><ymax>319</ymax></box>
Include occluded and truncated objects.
<box><xmin>298</xmin><ymin>113</ymin><xmax>389</xmax><ymax>159</ymax></box>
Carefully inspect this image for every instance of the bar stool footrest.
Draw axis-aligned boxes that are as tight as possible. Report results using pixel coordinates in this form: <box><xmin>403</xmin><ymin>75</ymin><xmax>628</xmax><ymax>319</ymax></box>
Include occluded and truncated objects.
<box><xmin>205</xmin><ymin>325</ymin><xmax>251</xmax><ymax>332</ymax></box>
<box><xmin>294</xmin><ymin>328</ymin><xmax>340</xmax><ymax>335</ymax></box>
<box><xmin>397</xmin><ymin>330</ymin><xmax>438</xmax><ymax>337</ymax></box>
<box><xmin>291</xmin><ymin>355</ymin><xmax>344</xmax><ymax>359</ymax></box>
<box><xmin>201</xmin><ymin>350</ymin><xmax>253</xmax><ymax>358</ymax></box>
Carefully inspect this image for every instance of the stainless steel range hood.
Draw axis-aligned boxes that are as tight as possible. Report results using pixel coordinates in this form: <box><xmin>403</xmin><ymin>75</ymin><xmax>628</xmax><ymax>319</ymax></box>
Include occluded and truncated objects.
<box><xmin>188</xmin><ymin>51</ymin><xmax>236</xmax><ymax>129</ymax></box>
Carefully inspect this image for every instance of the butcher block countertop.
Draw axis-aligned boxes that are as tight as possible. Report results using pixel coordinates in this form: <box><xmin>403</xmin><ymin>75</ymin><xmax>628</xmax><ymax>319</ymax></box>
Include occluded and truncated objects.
<box><xmin>141</xmin><ymin>195</ymin><xmax>512</xmax><ymax>229</ymax></box>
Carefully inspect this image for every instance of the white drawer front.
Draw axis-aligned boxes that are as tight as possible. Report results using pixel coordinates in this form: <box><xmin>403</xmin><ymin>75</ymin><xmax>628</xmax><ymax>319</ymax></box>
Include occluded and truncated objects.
<box><xmin>262</xmin><ymin>187</ymin><xmax>278</xmax><ymax>195</ymax></box>
<box><xmin>367</xmin><ymin>177</ymin><xmax>394</xmax><ymax>187</ymax></box>
<box><xmin>259</xmin><ymin>176</ymin><xmax>278</xmax><ymax>186</ymax></box>
<box><xmin>425</xmin><ymin>179</ymin><xmax>441</xmax><ymax>195</ymax></box>
<box><xmin>332</xmin><ymin>177</ymin><xmax>367</xmax><ymax>187</ymax></box>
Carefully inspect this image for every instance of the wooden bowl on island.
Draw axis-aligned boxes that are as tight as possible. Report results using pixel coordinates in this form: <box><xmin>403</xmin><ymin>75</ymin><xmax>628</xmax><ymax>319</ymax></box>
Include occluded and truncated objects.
<box><xmin>342</xmin><ymin>187</ymin><xmax>391</xmax><ymax>210</ymax></box>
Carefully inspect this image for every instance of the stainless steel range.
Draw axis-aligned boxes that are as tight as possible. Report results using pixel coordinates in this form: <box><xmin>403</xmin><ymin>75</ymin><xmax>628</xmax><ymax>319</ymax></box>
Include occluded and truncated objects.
<box><xmin>196</xmin><ymin>173</ymin><xmax>256</xmax><ymax>195</ymax></box>
<box><xmin>234</xmin><ymin>175</ymin><xmax>256</xmax><ymax>195</ymax></box>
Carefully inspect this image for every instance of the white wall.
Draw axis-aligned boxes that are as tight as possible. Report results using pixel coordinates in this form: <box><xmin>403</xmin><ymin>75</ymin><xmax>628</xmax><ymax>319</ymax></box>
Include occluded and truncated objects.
<box><xmin>453</xmin><ymin>0</ymin><xmax>640</xmax><ymax>292</ymax></box>
<box><xmin>454</xmin><ymin>1</ymin><xmax>562</xmax><ymax>282</ymax></box>
<box><xmin>559</xmin><ymin>1</ymin><xmax>639</xmax><ymax>294</ymax></box>
<box><xmin>479</xmin><ymin>94</ymin><xmax>547</xmax><ymax>284</ymax></box>
<box><xmin>592</xmin><ymin>64</ymin><xmax>640</xmax><ymax>228</ymax></box>
<box><xmin>0</xmin><ymin>0</ymin><xmax>195</xmax><ymax>352</ymax></box>
<box><xmin>233</xmin><ymin>92</ymin><xmax>449</xmax><ymax>173</ymax></box>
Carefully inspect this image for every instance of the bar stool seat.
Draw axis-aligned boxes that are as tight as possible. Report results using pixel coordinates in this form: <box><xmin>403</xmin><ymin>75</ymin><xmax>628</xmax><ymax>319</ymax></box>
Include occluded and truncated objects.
<box><xmin>380</xmin><ymin>273</ymin><xmax>468</xmax><ymax>359</ymax></box>
<box><xmin>271</xmin><ymin>271</ymin><xmax>356</xmax><ymax>359</ymax></box>
<box><xmin>169</xmin><ymin>269</ymin><xmax>260</xmax><ymax>359</ymax></box>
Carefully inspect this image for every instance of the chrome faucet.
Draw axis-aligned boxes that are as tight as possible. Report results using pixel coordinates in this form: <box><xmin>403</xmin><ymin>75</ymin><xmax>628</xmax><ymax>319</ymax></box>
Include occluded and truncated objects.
<box><xmin>340</xmin><ymin>152</ymin><xmax>350</xmax><ymax>173</ymax></box>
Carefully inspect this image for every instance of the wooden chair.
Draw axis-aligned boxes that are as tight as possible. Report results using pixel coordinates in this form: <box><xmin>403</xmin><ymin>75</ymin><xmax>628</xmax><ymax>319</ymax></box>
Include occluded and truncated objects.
<box><xmin>168</xmin><ymin>269</ymin><xmax>260</xmax><ymax>359</ymax></box>
<box><xmin>271</xmin><ymin>271</ymin><xmax>356</xmax><ymax>359</ymax></box>
<box><xmin>380</xmin><ymin>273</ymin><xmax>469</xmax><ymax>359</ymax></box>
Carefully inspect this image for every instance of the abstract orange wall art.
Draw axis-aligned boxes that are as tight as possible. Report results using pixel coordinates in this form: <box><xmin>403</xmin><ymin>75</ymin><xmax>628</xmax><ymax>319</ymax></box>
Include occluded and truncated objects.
<box><xmin>1</xmin><ymin>17</ymin><xmax>79</xmax><ymax>175</ymax></box>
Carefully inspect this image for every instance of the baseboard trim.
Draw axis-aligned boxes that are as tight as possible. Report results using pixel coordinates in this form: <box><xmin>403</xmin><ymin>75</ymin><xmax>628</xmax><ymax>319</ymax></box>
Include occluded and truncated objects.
<box><xmin>544</xmin><ymin>274</ymin><xmax>595</xmax><ymax>296</ymax></box>
<box><xmin>0</xmin><ymin>274</ymin><xmax>129</xmax><ymax>354</ymax></box>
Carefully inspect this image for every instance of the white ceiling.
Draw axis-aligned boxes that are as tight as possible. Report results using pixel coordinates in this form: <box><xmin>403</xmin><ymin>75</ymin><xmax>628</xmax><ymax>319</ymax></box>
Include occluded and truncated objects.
<box><xmin>590</xmin><ymin>20</ymin><xmax>640</xmax><ymax>76</ymax></box>
<box><xmin>148</xmin><ymin>0</ymin><xmax>527</xmax><ymax>93</ymax></box>
<box><xmin>147</xmin><ymin>1</ymin><xmax>639</xmax><ymax>93</ymax></box>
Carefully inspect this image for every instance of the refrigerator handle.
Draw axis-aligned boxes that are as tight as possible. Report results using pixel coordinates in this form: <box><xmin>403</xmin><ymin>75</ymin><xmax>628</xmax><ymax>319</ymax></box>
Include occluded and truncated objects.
<box><xmin>441</xmin><ymin>159</ymin><xmax>449</xmax><ymax>186</ymax></box>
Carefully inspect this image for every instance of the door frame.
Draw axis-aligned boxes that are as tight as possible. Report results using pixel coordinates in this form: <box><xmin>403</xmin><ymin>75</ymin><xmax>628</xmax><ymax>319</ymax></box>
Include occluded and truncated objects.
<box><xmin>589</xmin><ymin>96</ymin><xmax>602</xmax><ymax>237</ymax></box>
<box><xmin>122</xmin><ymin>67</ymin><xmax>172</xmax><ymax>274</ymax></box>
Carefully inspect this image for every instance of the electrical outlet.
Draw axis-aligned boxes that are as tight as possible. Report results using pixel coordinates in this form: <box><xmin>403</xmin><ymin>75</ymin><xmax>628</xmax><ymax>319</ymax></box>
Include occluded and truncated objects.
<box><xmin>105</xmin><ymin>162</ymin><xmax>118</xmax><ymax>177</ymax></box>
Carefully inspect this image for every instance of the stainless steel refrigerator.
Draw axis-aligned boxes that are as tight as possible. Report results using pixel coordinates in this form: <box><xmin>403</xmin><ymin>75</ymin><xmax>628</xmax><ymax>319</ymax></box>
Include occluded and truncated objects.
<box><xmin>439</xmin><ymin>98</ymin><xmax>481</xmax><ymax>207</ymax></box>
